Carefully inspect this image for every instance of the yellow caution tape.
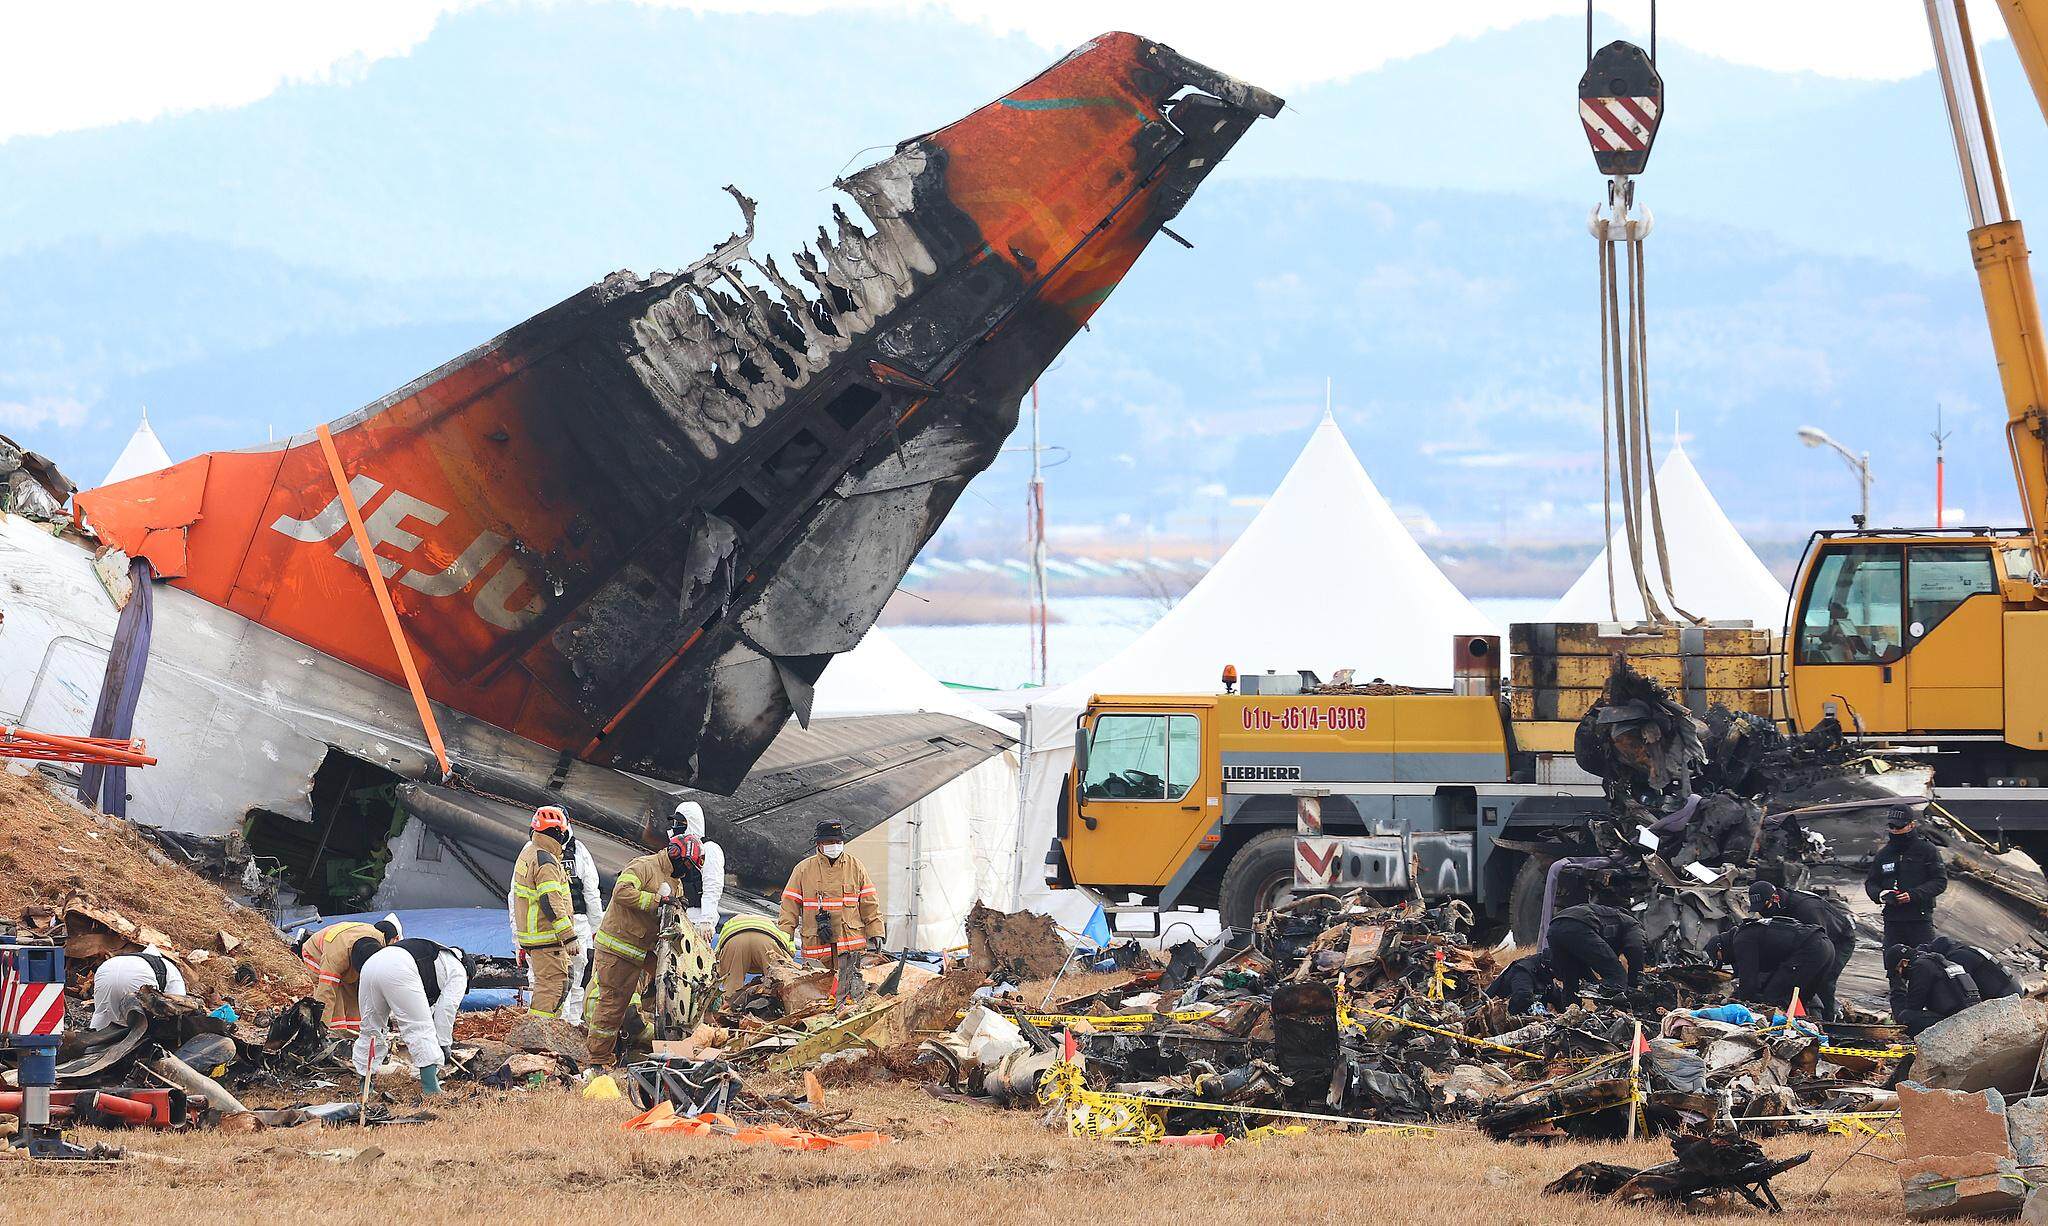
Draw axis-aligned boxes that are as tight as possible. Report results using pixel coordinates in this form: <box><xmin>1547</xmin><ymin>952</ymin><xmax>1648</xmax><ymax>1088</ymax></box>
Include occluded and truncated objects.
<box><xmin>1729</xmin><ymin>1110</ymin><xmax>1900</xmax><ymax>1127</ymax></box>
<box><xmin>1826</xmin><ymin>1115</ymin><xmax>1901</xmax><ymax>1141</ymax></box>
<box><xmin>1819</xmin><ymin>1044</ymin><xmax>1914</xmax><ymax>1060</ymax></box>
<box><xmin>1340</xmin><ymin>1001</ymin><xmax>1550</xmax><ymax>1061</ymax></box>
<box><xmin>1036</xmin><ymin>1060</ymin><xmax>1085</xmax><ymax>1103</ymax></box>
<box><xmin>1335</xmin><ymin>982</ymin><xmax>1612</xmax><ymax>1064</ymax></box>
<box><xmin>1037</xmin><ymin>1062</ymin><xmax>1160</xmax><ymax>1142</ymax></box>
<box><xmin>1035</xmin><ymin>1059</ymin><xmax>1448</xmax><ymax>1140</ymax></box>
<box><xmin>1925</xmin><ymin>1173</ymin><xmax>2035</xmax><ymax>1191</ymax></box>
<box><xmin>1008</xmin><ymin>1008</ymin><xmax>1221</xmax><ymax>1032</ymax></box>
<box><xmin>1069</xmin><ymin>1092</ymin><xmax>1166</xmax><ymax>1143</ymax></box>
<box><xmin>1521</xmin><ymin>1085</ymin><xmax>1638</xmax><ymax>1127</ymax></box>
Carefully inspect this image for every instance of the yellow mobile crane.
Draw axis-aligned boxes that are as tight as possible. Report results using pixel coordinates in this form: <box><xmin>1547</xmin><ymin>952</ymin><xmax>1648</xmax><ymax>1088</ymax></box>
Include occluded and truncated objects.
<box><xmin>1047</xmin><ymin>7</ymin><xmax>2048</xmax><ymax>933</ymax></box>
<box><xmin>1784</xmin><ymin>1</ymin><xmax>2048</xmax><ymax>863</ymax></box>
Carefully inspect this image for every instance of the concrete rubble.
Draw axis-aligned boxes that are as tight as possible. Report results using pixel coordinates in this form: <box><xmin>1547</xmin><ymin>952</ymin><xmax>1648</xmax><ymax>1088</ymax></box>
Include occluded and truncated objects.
<box><xmin>1899</xmin><ymin>1152</ymin><xmax>2030</xmax><ymax>1220</ymax></box>
<box><xmin>1913</xmin><ymin>995</ymin><xmax>2048</xmax><ymax>1094</ymax></box>
<box><xmin>2010</xmin><ymin>1097</ymin><xmax>2048</xmax><ymax>1174</ymax></box>
<box><xmin>1897</xmin><ymin>1084</ymin><xmax>2030</xmax><ymax>1219</ymax></box>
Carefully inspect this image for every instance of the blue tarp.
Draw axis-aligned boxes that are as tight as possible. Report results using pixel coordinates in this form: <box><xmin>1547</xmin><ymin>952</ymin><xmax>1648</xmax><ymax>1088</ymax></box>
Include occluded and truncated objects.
<box><xmin>288</xmin><ymin>907</ymin><xmax>520</xmax><ymax>1011</ymax></box>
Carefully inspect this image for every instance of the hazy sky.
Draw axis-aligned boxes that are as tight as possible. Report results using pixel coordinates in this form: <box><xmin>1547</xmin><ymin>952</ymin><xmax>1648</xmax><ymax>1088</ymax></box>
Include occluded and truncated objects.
<box><xmin>0</xmin><ymin>1</ymin><xmax>1972</xmax><ymax>143</ymax></box>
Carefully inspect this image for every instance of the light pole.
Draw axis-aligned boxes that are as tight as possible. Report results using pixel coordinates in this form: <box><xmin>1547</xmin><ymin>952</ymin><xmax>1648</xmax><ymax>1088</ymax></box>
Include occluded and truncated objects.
<box><xmin>1798</xmin><ymin>426</ymin><xmax>1872</xmax><ymax>528</ymax></box>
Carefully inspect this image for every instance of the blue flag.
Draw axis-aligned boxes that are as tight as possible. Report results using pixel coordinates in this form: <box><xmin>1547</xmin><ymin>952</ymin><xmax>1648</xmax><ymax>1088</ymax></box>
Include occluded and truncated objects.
<box><xmin>1080</xmin><ymin>905</ymin><xmax>1111</xmax><ymax>950</ymax></box>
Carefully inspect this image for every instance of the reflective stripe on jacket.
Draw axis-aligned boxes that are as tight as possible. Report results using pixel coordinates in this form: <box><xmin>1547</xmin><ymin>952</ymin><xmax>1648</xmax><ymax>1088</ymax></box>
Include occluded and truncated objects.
<box><xmin>304</xmin><ymin>921</ymin><xmax>381</xmax><ymax>985</ymax></box>
<box><xmin>777</xmin><ymin>852</ymin><xmax>881</xmax><ymax>959</ymax></box>
<box><xmin>719</xmin><ymin>913</ymin><xmax>795</xmax><ymax>953</ymax></box>
<box><xmin>593</xmin><ymin>851</ymin><xmax>680</xmax><ymax>968</ymax></box>
<box><xmin>510</xmin><ymin>835</ymin><xmax>575</xmax><ymax>949</ymax></box>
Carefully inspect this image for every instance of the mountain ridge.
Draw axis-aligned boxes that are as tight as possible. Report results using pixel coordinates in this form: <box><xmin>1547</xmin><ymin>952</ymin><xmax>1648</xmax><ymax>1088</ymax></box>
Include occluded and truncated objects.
<box><xmin>0</xmin><ymin>5</ymin><xmax>2023</xmax><ymax>544</ymax></box>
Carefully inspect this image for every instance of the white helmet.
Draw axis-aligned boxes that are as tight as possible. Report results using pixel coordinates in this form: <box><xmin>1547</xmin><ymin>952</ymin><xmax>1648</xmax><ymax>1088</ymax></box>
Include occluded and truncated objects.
<box><xmin>673</xmin><ymin>799</ymin><xmax>706</xmax><ymax>839</ymax></box>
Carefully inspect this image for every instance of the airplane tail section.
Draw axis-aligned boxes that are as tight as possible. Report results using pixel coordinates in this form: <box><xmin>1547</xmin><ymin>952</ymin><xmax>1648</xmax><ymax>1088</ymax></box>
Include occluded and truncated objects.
<box><xmin>75</xmin><ymin>33</ymin><xmax>1281</xmax><ymax>792</ymax></box>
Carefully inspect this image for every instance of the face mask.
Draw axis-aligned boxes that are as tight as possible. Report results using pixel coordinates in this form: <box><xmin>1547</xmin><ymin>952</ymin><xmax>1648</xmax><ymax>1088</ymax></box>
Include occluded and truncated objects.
<box><xmin>820</xmin><ymin>842</ymin><xmax>845</xmax><ymax>860</ymax></box>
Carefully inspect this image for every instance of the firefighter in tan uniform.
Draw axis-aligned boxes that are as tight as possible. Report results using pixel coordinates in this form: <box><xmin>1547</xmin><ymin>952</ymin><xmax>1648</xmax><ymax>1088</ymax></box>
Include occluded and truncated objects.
<box><xmin>509</xmin><ymin>807</ymin><xmax>581</xmax><ymax>1018</ymax></box>
<box><xmin>778</xmin><ymin>820</ymin><xmax>883</xmax><ymax>1006</ymax></box>
<box><xmin>716</xmin><ymin>914</ymin><xmax>798</xmax><ymax>995</ymax></box>
<box><xmin>297</xmin><ymin>914</ymin><xmax>400</xmax><ymax>1034</ymax></box>
<box><xmin>583</xmin><ymin>833</ymin><xmax>701</xmax><ymax>1065</ymax></box>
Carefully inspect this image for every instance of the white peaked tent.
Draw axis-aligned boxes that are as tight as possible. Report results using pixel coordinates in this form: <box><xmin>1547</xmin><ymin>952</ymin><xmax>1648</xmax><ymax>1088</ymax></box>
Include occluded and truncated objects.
<box><xmin>1551</xmin><ymin>446</ymin><xmax>1789</xmax><ymax>629</ymax></box>
<box><xmin>811</xmin><ymin>627</ymin><xmax>1021</xmax><ymax>949</ymax></box>
<box><xmin>1014</xmin><ymin>413</ymin><xmax>1499</xmax><ymax>914</ymax></box>
<box><xmin>100</xmin><ymin>409</ymin><xmax>173</xmax><ymax>487</ymax></box>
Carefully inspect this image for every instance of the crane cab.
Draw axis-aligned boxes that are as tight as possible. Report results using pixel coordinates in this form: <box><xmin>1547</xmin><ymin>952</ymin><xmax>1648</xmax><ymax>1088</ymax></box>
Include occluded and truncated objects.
<box><xmin>1786</xmin><ymin>528</ymin><xmax>2046</xmax><ymax>745</ymax></box>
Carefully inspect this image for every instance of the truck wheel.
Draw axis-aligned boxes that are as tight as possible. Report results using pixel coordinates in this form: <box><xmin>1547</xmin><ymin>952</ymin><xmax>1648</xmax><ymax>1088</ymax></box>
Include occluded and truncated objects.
<box><xmin>1507</xmin><ymin>854</ymin><xmax>1552</xmax><ymax>947</ymax></box>
<box><xmin>1218</xmin><ymin>831</ymin><xmax>1296</xmax><ymax>931</ymax></box>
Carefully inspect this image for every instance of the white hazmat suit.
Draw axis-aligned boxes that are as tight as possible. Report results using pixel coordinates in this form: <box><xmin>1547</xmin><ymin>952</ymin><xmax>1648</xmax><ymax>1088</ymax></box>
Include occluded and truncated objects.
<box><xmin>676</xmin><ymin>801</ymin><xmax>725</xmax><ymax>934</ymax></box>
<box><xmin>90</xmin><ymin>949</ymin><xmax>186</xmax><ymax>1028</ymax></box>
<box><xmin>352</xmin><ymin>942</ymin><xmax>468</xmax><ymax>1076</ymax></box>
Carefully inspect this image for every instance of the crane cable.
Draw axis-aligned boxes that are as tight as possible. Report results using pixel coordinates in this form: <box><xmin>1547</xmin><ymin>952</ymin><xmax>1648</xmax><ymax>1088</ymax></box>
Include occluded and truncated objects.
<box><xmin>1629</xmin><ymin>234</ymin><xmax>1698</xmax><ymax>625</ymax></box>
<box><xmin>1594</xmin><ymin>193</ymin><xmax>1698</xmax><ymax>626</ymax></box>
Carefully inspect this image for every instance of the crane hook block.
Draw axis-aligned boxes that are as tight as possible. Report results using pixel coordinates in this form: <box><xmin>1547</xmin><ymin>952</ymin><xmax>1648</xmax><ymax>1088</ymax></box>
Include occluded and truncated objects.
<box><xmin>1579</xmin><ymin>40</ymin><xmax>1662</xmax><ymax>176</ymax></box>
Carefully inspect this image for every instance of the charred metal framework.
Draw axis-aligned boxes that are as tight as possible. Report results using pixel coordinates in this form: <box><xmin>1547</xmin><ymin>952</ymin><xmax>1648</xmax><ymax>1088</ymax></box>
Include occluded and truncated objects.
<box><xmin>76</xmin><ymin>33</ymin><xmax>1282</xmax><ymax>799</ymax></box>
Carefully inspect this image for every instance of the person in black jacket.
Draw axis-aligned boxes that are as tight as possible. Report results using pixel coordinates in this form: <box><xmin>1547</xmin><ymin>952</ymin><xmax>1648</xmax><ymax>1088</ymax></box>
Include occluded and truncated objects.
<box><xmin>1545</xmin><ymin>902</ymin><xmax>1646</xmax><ymax>997</ymax></box>
<box><xmin>1865</xmin><ymin>807</ymin><xmax>1947</xmax><ymax>990</ymax></box>
<box><xmin>1889</xmin><ymin>943</ymin><xmax>1982</xmax><ymax>1035</ymax></box>
<box><xmin>1751</xmin><ymin>880</ymin><xmax>1857</xmax><ymax>1020</ymax></box>
<box><xmin>1486</xmin><ymin>950</ymin><xmax>1565</xmax><ymax>1015</ymax></box>
<box><xmin>1708</xmin><ymin>915</ymin><xmax>1836</xmax><ymax>1009</ymax></box>
<box><xmin>1923</xmin><ymin>935</ymin><xmax>2024</xmax><ymax>1001</ymax></box>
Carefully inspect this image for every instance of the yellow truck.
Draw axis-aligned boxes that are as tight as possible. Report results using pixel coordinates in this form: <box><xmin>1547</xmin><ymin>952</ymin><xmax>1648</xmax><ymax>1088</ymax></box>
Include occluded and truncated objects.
<box><xmin>1045</xmin><ymin>681</ymin><xmax>1573</xmax><ymax>937</ymax></box>
<box><xmin>1043</xmin><ymin>634</ymin><xmax>1656</xmax><ymax>939</ymax></box>
<box><xmin>1044</xmin><ymin>623</ymin><xmax>2025</xmax><ymax>939</ymax></box>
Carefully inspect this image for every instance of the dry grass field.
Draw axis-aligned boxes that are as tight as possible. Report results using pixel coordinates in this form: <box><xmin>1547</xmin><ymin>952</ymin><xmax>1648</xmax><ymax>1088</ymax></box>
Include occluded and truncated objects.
<box><xmin>0</xmin><ymin>1082</ymin><xmax>1907</xmax><ymax>1225</ymax></box>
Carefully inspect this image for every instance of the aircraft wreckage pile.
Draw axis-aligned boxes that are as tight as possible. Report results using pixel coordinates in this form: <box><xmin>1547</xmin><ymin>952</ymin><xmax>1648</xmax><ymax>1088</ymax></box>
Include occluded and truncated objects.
<box><xmin>7</xmin><ymin>662</ymin><xmax>2048</xmax><ymax>1215</ymax></box>
<box><xmin>893</xmin><ymin>663</ymin><xmax>2048</xmax><ymax>1216</ymax></box>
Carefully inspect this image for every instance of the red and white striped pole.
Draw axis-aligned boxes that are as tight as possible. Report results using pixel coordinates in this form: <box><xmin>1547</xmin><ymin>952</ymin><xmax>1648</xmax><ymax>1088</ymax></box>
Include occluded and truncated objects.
<box><xmin>1933</xmin><ymin>404</ymin><xmax>1951</xmax><ymax>529</ymax></box>
<box><xmin>2</xmin><ymin>939</ymin><xmax>72</xmax><ymax>1156</ymax></box>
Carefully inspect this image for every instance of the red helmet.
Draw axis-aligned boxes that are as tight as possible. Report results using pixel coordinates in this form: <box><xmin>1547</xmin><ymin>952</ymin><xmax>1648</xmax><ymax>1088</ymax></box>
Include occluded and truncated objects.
<box><xmin>531</xmin><ymin>806</ymin><xmax>570</xmax><ymax>836</ymax></box>
<box><xmin>667</xmin><ymin>833</ymin><xmax>704</xmax><ymax>869</ymax></box>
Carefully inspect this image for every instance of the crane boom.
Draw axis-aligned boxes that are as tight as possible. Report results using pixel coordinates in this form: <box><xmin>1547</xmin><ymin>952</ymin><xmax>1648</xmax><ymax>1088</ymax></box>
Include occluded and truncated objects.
<box><xmin>1998</xmin><ymin>0</ymin><xmax>2048</xmax><ymax>125</ymax></box>
<box><xmin>1930</xmin><ymin>0</ymin><xmax>2048</xmax><ymax>575</ymax></box>
<box><xmin>1781</xmin><ymin>4</ymin><xmax>2048</xmax><ymax>821</ymax></box>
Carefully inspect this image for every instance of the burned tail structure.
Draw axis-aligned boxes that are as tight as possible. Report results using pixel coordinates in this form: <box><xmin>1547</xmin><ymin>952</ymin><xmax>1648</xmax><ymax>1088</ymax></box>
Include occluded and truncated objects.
<box><xmin>75</xmin><ymin>34</ymin><xmax>1281</xmax><ymax>795</ymax></box>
